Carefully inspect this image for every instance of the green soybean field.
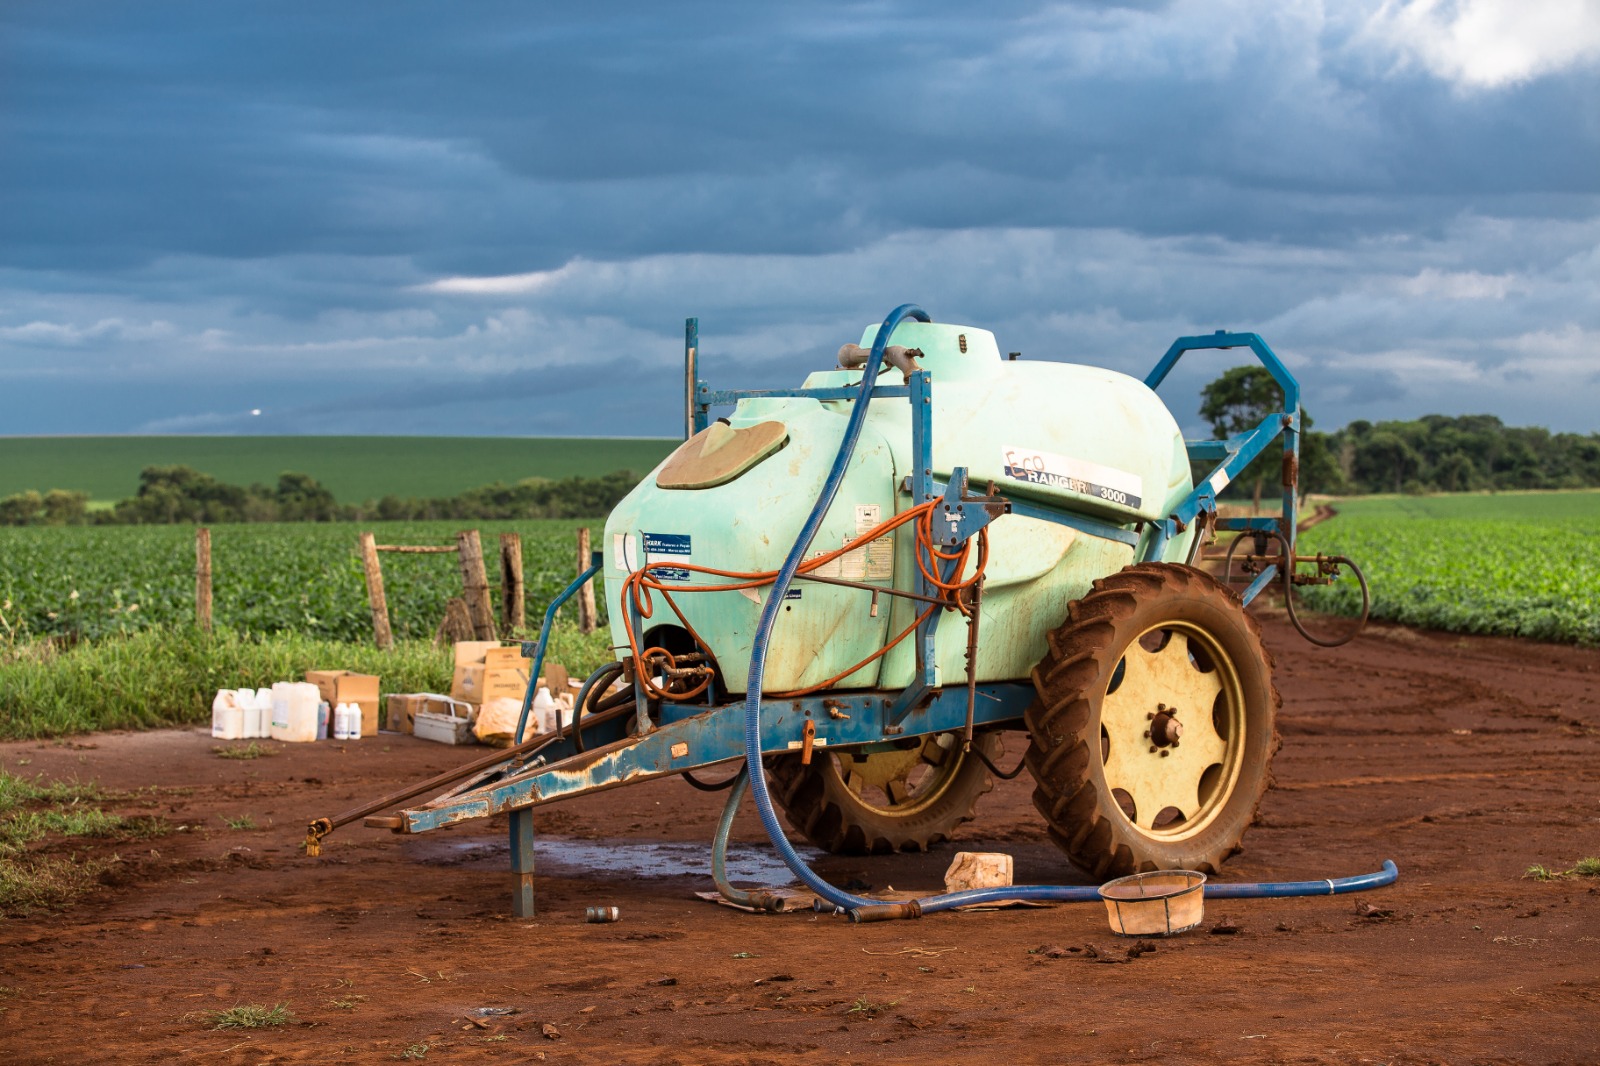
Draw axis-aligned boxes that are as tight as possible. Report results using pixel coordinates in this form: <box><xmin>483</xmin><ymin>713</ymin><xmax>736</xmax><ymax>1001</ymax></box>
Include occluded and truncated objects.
<box><xmin>0</xmin><ymin>520</ymin><xmax>608</xmax><ymax>644</ymax></box>
<box><xmin>1297</xmin><ymin>490</ymin><xmax>1600</xmax><ymax>644</ymax></box>
<box><xmin>2</xmin><ymin>490</ymin><xmax>1597</xmax><ymax>651</ymax></box>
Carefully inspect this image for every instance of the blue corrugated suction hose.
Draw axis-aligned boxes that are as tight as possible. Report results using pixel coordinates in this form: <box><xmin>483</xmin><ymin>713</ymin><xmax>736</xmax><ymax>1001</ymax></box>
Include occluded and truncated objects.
<box><xmin>734</xmin><ymin>303</ymin><xmax>1399</xmax><ymax>922</ymax></box>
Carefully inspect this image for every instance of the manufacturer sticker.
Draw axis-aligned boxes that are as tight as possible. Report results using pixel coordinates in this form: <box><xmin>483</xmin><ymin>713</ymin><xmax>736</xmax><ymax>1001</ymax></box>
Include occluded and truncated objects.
<box><xmin>642</xmin><ymin>532</ymin><xmax>692</xmax><ymax>581</ymax></box>
<box><xmin>1001</xmin><ymin>445</ymin><xmax>1143</xmax><ymax>509</ymax></box>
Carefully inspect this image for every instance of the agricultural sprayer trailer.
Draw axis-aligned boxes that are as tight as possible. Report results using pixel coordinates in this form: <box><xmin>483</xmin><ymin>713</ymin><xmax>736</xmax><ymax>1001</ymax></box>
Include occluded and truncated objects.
<box><xmin>309</xmin><ymin>304</ymin><xmax>1386</xmax><ymax>921</ymax></box>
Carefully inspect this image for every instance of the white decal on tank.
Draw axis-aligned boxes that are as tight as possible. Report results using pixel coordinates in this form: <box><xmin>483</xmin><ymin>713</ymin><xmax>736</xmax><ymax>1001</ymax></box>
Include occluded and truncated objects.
<box><xmin>1000</xmin><ymin>445</ymin><xmax>1143</xmax><ymax>509</ymax></box>
<box><xmin>614</xmin><ymin>533</ymin><xmax>639</xmax><ymax>572</ymax></box>
<box><xmin>1209</xmin><ymin>470</ymin><xmax>1231</xmax><ymax>495</ymax></box>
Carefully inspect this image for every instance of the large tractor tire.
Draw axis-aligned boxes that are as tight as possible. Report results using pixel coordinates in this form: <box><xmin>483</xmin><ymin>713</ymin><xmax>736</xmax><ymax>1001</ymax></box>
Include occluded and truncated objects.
<box><xmin>766</xmin><ymin>731</ymin><xmax>1002</xmax><ymax>855</ymax></box>
<box><xmin>1024</xmin><ymin>563</ymin><xmax>1280</xmax><ymax>879</ymax></box>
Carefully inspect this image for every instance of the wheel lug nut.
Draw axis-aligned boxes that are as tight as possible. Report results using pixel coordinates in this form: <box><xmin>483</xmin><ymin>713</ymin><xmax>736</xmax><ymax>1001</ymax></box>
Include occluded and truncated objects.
<box><xmin>1148</xmin><ymin>746</ymin><xmax>1157</xmax><ymax>753</ymax></box>
<box><xmin>1160</xmin><ymin>750</ymin><xmax>1170</xmax><ymax>758</ymax></box>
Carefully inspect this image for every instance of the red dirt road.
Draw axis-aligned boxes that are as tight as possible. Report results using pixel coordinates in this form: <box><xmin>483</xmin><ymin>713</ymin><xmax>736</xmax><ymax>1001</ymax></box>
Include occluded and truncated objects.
<box><xmin>2</xmin><ymin>617</ymin><xmax>1598</xmax><ymax>1065</ymax></box>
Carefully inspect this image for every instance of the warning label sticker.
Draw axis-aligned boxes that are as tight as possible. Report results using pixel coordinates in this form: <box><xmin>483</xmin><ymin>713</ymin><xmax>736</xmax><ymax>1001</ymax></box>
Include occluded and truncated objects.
<box><xmin>1001</xmin><ymin>445</ymin><xmax>1143</xmax><ymax>509</ymax></box>
<box><xmin>807</xmin><ymin>504</ymin><xmax>895</xmax><ymax>583</ymax></box>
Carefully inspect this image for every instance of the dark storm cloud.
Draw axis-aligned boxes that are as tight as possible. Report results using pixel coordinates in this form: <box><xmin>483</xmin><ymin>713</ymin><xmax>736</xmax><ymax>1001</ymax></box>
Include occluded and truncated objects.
<box><xmin>0</xmin><ymin>1</ymin><xmax>1597</xmax><ymax>435</ymax></box>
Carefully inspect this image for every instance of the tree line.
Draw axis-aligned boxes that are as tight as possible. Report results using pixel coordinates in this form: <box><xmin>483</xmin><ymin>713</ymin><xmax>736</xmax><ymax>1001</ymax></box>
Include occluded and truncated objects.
<box><xmin>0</xmin><ymin>466</ymin><xmax>643</xmax><ymax>526</ymax></box>
<box><xmin>3</xmin><ymin>400</ymin><xmax>1597</xmax><ymax>527</ymax></box>
<box><xmin>1199</xmin><ymin>366</ymin><xmax>1600</xmax><ymax>501</ymax></box>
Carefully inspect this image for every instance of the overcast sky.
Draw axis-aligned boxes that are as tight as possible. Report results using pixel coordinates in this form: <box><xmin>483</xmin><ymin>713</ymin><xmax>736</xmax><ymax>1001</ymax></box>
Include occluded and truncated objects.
<box><xmin>2</xmin><ymin>0</ymin><xmax>1597</xmax><ymax>438</ymax></box>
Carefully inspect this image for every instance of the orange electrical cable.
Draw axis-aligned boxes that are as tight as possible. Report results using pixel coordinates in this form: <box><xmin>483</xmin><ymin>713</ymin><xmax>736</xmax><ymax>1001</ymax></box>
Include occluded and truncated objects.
<box><xmin>618</xmin><ymin>497</ymin><xmax>990</xmax><ymax>702</ymax></box>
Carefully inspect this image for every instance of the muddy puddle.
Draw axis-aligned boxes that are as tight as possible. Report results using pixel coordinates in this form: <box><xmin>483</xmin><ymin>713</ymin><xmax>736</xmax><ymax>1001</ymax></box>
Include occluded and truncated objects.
<box><xmin>404</xmin><ymin>833</ymin><xmax>824</xmax><ymax>885</ymax></box>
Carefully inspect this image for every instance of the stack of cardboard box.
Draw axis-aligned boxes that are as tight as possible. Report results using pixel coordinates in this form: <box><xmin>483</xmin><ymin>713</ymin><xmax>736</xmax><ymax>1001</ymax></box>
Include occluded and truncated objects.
<box><xmin>450</xmin><ymin>642</ymin><xmax>531</xmax><ymax>706</ymax></box>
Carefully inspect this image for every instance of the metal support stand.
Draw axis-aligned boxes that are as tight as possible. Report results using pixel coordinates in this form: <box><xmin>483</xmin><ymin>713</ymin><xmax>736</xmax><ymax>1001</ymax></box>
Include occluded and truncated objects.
<box><xmin>510</xmin><ymin>808</ymin><xmax>536</xmax><ymax>917</ymax></box>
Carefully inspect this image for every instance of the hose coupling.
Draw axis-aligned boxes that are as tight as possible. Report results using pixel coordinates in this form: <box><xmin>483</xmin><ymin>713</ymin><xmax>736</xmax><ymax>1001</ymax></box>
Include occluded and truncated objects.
<box><xmin>846</xmin><ymin>900</ymin><xmax>923</xmax><ymax>924</ymax></box>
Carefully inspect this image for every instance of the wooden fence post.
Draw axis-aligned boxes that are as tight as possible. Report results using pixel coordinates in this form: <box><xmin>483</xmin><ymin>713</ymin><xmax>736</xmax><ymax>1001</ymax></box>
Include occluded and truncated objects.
<box><xmin>359</xmin><ymin>531</ymin><xmax>394</xmax><ymax>650</ymax></box>
<box><xmin>195</xmin><ymin>527</ymin><xmax>213</xmax><ymax>633</ymax></box>
<box><xmin>456</xmin><ymin>529</ymin><xmax>497</xmax><ymax>640</ymax></box>
<box><xmin>499</xmin><ymin>532</ymin><xmax>525</xmax><ymax>634</ymax></box>
<box><xmin>577</xmin><ymin>527</ymin><xmax>597</xmax><ymax>635</ymax></box>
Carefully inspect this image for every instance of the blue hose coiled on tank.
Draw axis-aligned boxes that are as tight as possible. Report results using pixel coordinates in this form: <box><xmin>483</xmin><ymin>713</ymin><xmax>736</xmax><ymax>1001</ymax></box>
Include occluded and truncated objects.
<box><xmin>732</xmin><ymin>303</ymin><xmax>1397</xmax><ymax>921</ymax></box>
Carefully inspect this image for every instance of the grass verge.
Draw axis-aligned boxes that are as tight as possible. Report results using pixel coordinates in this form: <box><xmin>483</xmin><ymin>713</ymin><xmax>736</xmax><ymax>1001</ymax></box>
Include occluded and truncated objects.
<box><xmin>0</xmin><ymin>622</ymin><xmax>613</xmax><ymax>739</ymax></box>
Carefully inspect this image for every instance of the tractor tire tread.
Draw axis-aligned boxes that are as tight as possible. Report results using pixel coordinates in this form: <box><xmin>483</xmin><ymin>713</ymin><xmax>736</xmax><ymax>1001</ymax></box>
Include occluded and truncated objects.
<box><xmin>1024</xmin><ymin>562</ymin><xmax>1281</xmax><ymax>879</ymax></box>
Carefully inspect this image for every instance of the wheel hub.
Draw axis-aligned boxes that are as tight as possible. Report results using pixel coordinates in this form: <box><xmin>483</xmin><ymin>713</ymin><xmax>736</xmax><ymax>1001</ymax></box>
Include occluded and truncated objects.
<box><xmin>1149</xmin><ymin>708</ymin><xmax>1183</xmax><ymax>748</ymax></box>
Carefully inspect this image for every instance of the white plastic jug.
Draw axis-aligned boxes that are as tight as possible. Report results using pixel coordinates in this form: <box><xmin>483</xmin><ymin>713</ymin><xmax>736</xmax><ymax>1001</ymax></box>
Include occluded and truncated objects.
<box><xmin>269</xmin><ymin>682</ymin><xmax>321</xmax><ymax>743</ymax></box>
<box><xmin>250</xmin><ymin>688</ymin><xmax>273</xmax><ymax>738</ymax></box>
<box><xmin>211</xmin><ymin>689</ymin><xmax>244</xmax><ymax>740</ymax></box>
<box><xmin>531</xmin><ymin>686</ymin><xmax>559</xmax><ymax>736</ymax></box>
<box><xmin>234</xmin><ymin>688</ymin><xmax>260</xmax><ymax>738</ymax></box>
<box><xmin>333</xmin><ymin>702</ymin><xmax>357</xmax><ymax>740</ymax></box>
<box><xmin>233</xmin><ymin>688</ymin><xmax>254</xmax><ymax>734</ymax></box>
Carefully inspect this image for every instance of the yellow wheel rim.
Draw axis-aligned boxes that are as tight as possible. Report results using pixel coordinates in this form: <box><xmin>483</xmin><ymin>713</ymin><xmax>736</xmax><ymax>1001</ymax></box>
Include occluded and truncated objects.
<box><xmin>825</xmin><ymin>733</ymin><xmax>970</xmax><ymax>817</ymax></box>
<box><xmin>1098</xmin><ymin>621</ymin><xmax>1246</xmax><ymax>840</ymax></box>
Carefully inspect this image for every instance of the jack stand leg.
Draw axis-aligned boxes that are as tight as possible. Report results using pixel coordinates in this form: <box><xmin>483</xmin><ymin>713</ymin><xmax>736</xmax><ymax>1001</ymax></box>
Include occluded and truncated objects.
<box><xmin>510</xmin><ymin>808</ymin><xmax>535</xmax><ymax>918</ymax></box>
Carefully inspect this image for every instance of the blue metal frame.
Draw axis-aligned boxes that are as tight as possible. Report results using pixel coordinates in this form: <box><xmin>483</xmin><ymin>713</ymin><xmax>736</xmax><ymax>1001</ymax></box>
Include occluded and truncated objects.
<box><xmin>1142</xmin><ymin>330</ymin><xmax>1301</xmax><ymax>606</ymax></box>
<box><xmin>513</xmin><ymin>550</ymin><xmax>604</xmax><ymax>745</ymax></box>
<box><xmin>402</xmin><ymin>683</ymin><xmax>1035</xmax><ymax>833</ymax></box>
<box><xmin>399</xmin><ymin>317</ymin><xmax>1304</xmax><ymax>834</ymax></box>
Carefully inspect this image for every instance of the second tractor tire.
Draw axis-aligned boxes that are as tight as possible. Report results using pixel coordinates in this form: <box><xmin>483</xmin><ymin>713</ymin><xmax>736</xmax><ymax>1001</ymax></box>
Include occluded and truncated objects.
<box><xmin>766</xmin><ymin>731</ymin><xmax>1002</xmax><ymax>855</ymax></box>
<box><xmin>1025</xmin><ymin>562</ymin><xmax>1280</xmax><ymax>879</ymax></box>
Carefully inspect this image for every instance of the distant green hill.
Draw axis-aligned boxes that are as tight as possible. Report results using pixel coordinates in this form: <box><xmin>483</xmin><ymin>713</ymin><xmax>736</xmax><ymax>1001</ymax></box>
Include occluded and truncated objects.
<box><xmin>0</xmin><ymin>436</ymin><xmax>679</xmax><ymax>504</ymax></box>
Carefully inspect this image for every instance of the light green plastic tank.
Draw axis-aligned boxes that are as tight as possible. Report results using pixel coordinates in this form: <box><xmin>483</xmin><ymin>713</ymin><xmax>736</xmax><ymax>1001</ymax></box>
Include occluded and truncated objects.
<box><xmin>603</xmin><ymin>322</ymin><xmax>1194</xmax><ymax>695</ymax></box>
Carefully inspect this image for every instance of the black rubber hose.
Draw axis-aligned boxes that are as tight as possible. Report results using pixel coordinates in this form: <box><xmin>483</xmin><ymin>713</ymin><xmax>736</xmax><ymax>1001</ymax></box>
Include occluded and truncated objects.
<box><xmin>1284</xmin><ymin>553</ymin><xmax>1370</xmax><ymax>648</ymax></box>
<box><xmin>969</xmin><ymin>738</ymin><xmax>1028</xmax><ymax>780</ymax></box>
<box><xmin>570</xmin><ymin>661</ymin><xmax>625</xmax><ymax>753</ymax></box>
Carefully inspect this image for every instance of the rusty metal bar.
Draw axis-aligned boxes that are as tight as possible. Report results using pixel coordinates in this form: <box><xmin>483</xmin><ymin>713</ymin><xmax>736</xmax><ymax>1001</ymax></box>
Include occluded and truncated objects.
<box><xmin>374</xmin><ymin>544</ymin><xmax>459</xmax><ymax>554</ymax></box>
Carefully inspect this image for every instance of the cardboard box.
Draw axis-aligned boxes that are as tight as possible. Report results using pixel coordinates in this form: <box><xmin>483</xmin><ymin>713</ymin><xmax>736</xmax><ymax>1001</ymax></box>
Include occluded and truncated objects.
<box><xmin>385</xmin><ymin>693</ymin><xmax>459</xmax><ymax>734</ymax></box>
<box><xmin>305</xmin><ymin>670</ymin><xmax>380</xmax><ymax>736</ymax></box>
<box><xmin>451</xmin><ymin>663</ymin><xmax>529</xmax><ymax>705</ymax></box>
<box><xmin>482</xmin><ymin>645</ymin><xmax>529</xmax><ymax>671</ymax></box>
<box><xmin>453</xmin><ymin>641</ymin><xmax>501</xmax><ymax>667</ymax></box>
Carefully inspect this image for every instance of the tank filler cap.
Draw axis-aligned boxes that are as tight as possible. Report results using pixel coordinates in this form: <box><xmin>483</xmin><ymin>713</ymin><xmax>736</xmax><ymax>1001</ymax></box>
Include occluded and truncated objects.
<box><xmin>656</xmin><ymin>420</ymin><xmax>789</xmax><ymax>490</ymax></box>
